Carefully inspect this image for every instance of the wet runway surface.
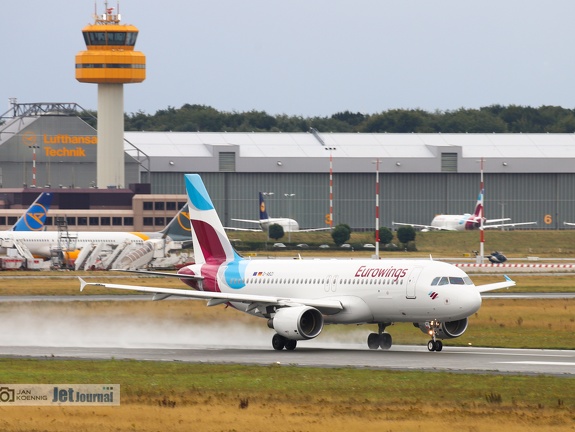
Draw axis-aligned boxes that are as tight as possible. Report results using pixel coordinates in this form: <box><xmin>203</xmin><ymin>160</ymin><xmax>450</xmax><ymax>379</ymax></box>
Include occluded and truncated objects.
<box><xmin>1</xmin><ymin>343</ymin><xmax>573</xmax><ymax>376</ymax></box>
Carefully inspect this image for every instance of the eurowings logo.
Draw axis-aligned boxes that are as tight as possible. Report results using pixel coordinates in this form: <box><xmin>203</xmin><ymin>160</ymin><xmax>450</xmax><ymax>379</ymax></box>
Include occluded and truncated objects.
<box><xmin>428</xmin><ymin>291</ymin><xmax>439</xmax><ymax>300</ymax></box>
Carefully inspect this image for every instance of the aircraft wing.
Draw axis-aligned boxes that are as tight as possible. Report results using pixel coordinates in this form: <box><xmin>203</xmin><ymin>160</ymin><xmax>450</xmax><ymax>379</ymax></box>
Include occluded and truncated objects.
<box><xmin>231</xmin><ymin>218</ymin><xmax>260</xmax><ymax>225</ymax></box>
<box><xmin>299</xmin><ymin>227</ymin><xmax>332</xmax><ymax>232</ymax></box>
<box><xmin>224</xmin><ymin>226</ymin><xmax>262</xmax><ymax>232</ymax></box>
<box><xmin>392</xmin><ymin>221</ymin><xmax>442</xmax><ymax>231</ymax></box>
<box><xmin>564</xmin><ymin>222</ymin><xmax>575</xmax><ymax>226</ymax></box>
<box><xmin>485</xmin><ymin>218</ymin><xmax>511</xmax><ymax>224</ymax></box>
<box><xmin>476</xmin><ymin>275</ymin><xmax>516</xmax><ymax>293</ymax></box>
<box><xmin>483</xmin><ymin>221</ymin><xmax>537</xmax><ymax>229</ymax></box>
<box><xmin>78</xmin><ymin>277</ymin><xmax>344</xmax><ymax>314</ymax></box>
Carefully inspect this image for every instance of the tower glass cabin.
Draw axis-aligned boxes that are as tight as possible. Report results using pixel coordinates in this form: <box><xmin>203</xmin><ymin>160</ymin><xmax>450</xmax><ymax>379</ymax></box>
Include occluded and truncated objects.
<box><xmin>75</xmin><ymin>8</ymin><xmax>146</xmax><ymax>84</ymax></box>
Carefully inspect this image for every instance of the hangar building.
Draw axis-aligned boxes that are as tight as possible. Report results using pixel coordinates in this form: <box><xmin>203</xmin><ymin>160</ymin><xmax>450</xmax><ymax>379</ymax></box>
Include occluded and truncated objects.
<box><xmin>1</xmin><ymin>103</ymin><xmax>574</xmax><ymax>231</ymax></box>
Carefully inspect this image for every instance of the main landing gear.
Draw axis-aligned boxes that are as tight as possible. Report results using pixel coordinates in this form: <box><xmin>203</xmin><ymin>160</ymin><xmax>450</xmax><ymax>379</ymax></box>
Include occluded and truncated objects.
<box><xmin>367</xmin><ymin>322</ymin><xmax>392</xmax><ymax>350</ymax></box>
<box><xmin>272</xmin><ymin>333</ymin><xmax>297</xmax><ymax>351</ymax></box>
<box><xmin>426</xmin><ymin>320</ymin><xmax>443</xmax><ymax>352</ymax></box>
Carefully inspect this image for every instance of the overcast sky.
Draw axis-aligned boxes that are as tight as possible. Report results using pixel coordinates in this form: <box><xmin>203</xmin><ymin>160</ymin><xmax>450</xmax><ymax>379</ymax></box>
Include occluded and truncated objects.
<box><xmin>3</xmin><ymin>1</ymin><xmax>575</xmax><ymax>117</ymax></box>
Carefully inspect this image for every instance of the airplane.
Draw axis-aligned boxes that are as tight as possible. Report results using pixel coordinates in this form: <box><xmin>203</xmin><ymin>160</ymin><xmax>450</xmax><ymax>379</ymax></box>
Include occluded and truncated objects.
<box><xmin>0</xmin><ymin>203</ymin><xmax>190</xmax><ymax>261</ymax></box>
<box><xmin>228</xmin><ymin>192</ymin><xmax>329</xmax><ymax>233</ymax></box>
<box><xmin>393</xmin><ymin>189</ymin><xmax>537</xmax><ymax>232</ymax></box>
<box><xmin>10</xmin><ymin>192</ymin><xmax>53</xmax><ymax>231</ymax></box>
<box><xmin>79</xmin><ymin>174</ymin><xmax>515</xmax><ymax>352</ymax></box>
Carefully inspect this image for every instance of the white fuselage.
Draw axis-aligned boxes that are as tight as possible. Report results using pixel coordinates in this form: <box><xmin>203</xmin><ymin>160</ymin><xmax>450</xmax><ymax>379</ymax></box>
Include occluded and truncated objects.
<box><xmin>188</xmin><ymin>258</ymin><xmax>481</xmax><ymax>324</ymax></box>
<box><xmin>261</xmin><ymin>218</ymin><xmax>300</xmax><ymax>233</ymax></box>
<box><xmin>430</xmin><ymin>214</ymin><xmax>478</xmax><ymax>231</ymax></box>
<box><xmin>0</xmin><ymin>231</ymin><xmax>149</xmax><ymax>258</ymax></box>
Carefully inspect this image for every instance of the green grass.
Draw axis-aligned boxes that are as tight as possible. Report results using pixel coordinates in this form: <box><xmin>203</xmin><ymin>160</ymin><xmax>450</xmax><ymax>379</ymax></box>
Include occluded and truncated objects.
<box><xmin>234</xmin><ymin>229</ymin><xmax>575</xmax><ymax>258</ymax></box>
<box><xmin>0</xmin><ymin>359</ymin><xmax>572</xmax><ymax>407</ymax></box>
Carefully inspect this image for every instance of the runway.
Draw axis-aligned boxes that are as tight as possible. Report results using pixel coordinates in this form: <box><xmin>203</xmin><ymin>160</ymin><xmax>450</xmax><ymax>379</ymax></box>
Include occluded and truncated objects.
<box><xmin>0</xmin><ymin>343</ymin><xmax>573</xmax><ymax>376</ymax></box>
<box><xmin>1</xmin><ymin>293</ymin><xmax>573</xmax><ymax>377</ymax></box>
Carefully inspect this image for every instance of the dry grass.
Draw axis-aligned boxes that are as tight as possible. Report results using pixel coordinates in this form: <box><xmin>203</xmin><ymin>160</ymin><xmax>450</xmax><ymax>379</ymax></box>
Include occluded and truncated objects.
<box><xmin>0</xmin><ymin>361</ymin><xmax>573</xmax><ymax>432</ymax></box>
<box><xmin>2</xmin><ymin>402</ymin><xmax>573</xmax><ymax>432</ymax></box>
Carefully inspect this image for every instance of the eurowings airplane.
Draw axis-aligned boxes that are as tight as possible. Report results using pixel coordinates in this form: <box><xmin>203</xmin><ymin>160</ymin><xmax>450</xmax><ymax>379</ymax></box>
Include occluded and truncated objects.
<box><xmin>394</xmin><ymin>189</ymin><xmax>537</xmax><ymax>232</ymax></box>
<box><xmin>10</xmin><ymin>192</ymin><xmax>53</xmax><ymax>231</ymax></box>
<box><xmin>0</xmin><ymin>203</ymin><xmax>190</xmax><ymax>260</ymax></box>
<box><xmin>229</xmin><ymin>192</ymin><xmax>329</xmax><ymax>232</ymax></box>
<box><xmin>80</xmin><ymin>174</ymin><xmax>515</xmax><ymax>352</ymax></box>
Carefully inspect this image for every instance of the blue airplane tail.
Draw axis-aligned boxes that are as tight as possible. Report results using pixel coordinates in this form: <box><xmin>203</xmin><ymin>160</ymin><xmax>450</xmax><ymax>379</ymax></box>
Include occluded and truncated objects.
<box><xmin>11</xmin><ymin>192</ymin><xmax>53</xmax><ymax>231</ymax></box>
<box><xmin>259</xmin><ymin>192</ymin><xmax>270</xmax><ymax>220</ymax></box>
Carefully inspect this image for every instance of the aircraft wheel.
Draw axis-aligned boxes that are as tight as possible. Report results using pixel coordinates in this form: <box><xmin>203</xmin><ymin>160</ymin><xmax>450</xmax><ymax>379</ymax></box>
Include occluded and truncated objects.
<box><xmin>367</xmin><ymin>333</ymin><xmax>380</xmax><ymax>350</ymax></box>
<box><xmin>272</xmin><ymin>334</ymin><xmax>286</xmax><ymax>351</ymax></box>
<box><xmin>380</xmin><ymin>333</ymin><xmax>392</xmax><ymax>350</ymax></box>
<box><xmin>435</xmin><ymin>340</ymin><xmax>443</xmax><ymax>352</ymax></box>
<box><xmin>427</xmin><ymin>340</ymin><xmax>436</xmax><ymax>352</ymax></box>
<box><xmin>284</xmin><ymin>339</ymin><xmax>297</xmax><ymax>351</ymax></box>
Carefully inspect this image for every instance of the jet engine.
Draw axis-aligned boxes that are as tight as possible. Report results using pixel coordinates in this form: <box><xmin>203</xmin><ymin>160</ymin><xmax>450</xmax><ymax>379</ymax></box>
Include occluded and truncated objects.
<box><xmin>414</xmin><ymin>317</ymin><xmax>468</xmax><ymax>339</ymax></box>
<box><xmin>267</xmin><ymin>306</ymin><xmax>324</xmax><ymax>340</ymax></box>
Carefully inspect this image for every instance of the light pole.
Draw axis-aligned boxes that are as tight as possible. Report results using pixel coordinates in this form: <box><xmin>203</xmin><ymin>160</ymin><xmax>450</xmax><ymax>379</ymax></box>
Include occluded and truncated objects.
<box><xmin>28</xmin><ymin>145</ymin><xmax>40</xmax><ymax>188</ymax></box>
<box><xmin>310</xmin><ymin>127</ymin><xmax>336</xmax><ymax>229</ymax></box>
<box><xmin>284</xmin><ymin>193</ymin><xmax>295</xmax><ymax>242</ymax></box>
<box><xmin>372</xmin><ymin>159</ymin><xmax>381</xmax><ymax>259</ymax></box>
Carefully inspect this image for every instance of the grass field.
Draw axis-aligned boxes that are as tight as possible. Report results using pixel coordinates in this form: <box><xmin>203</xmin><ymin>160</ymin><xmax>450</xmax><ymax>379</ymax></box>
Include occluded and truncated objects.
<box><xmin>1</xmin><ymin>243</ymin><xmax>574</xmax><ymax>431</ymax></box>
<box><xmin>0</xmin><ymin>361</ymin><xmax>573</xmax><ymax>432</ymax></box>
<box><xmin>229</xmin><ymin>229</ymin><xmax>575</xmax><ymax>258</ymax></box>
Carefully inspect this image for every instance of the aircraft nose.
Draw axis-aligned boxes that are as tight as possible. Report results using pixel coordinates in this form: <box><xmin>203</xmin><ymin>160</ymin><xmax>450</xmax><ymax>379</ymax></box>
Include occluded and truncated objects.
<box><xmin>463</xmin><ymin>289</ymin><xmax>482</xmax><ymax>315</ymax></box>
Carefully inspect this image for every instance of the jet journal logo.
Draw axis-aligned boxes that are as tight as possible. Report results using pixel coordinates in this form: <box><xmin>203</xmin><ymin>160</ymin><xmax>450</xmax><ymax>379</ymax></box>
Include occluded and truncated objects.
<box><xmin>0</xmin><ymin>384</ymin><xmax>120</xmax><ymax>406</ymax></box>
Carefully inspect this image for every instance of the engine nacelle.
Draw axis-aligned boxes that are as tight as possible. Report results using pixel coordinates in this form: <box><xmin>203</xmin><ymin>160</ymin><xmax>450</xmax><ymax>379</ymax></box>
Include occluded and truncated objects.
<box><xmin>267</xmin><ymin>306</ymin><xmax>324</xmax><ymax>340</ymax></box>
<box><xmin>414</xmin><ymin>318</ymin><xmax>468</xmax><ymax>340</ymax></box>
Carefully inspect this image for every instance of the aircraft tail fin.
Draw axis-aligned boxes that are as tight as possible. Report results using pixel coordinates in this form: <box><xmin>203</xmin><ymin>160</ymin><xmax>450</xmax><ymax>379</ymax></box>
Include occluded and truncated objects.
<box><xmin>185</xmin><ymin>174</ymin><xmax>240</xmax><ymax>265</ymax></box>
<box><xmin>158</xmin><ymin>204</ymin><xmax>191</xmax><ymax>241</ymax></box>
<box><xmin>259</xmin><ymin>192</ymin><xmax>270</xmax><ymax>220</ymax></box>
<box><xmin>11</xmin><ymin>192</ymin><xmax>53</xmax><ymax>231</ymax></box>
<box><xmin>473</xmin><ymin>188</ymin><xmax>484</xmax><ymax>217</ymax></box>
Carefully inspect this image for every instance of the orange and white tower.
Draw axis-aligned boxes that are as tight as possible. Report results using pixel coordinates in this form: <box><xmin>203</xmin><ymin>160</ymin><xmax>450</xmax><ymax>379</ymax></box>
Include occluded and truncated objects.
<box><xmin>75</xmin><ymin>2</ymin><xmax>145</xmax><ymax>188</ymax></box>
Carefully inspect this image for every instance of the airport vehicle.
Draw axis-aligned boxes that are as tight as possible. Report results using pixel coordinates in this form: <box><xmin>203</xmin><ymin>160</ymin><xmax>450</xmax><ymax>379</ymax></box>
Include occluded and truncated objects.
<box><xmin>229</xmin><ymin>192</ymin><xmax>329</xmax><ymax>233</ymax></box>
<box><xmin>10</xmin><ymin>192</ymin><xmax>53</xmax><ymax>231</ymax></box>
<box><xmin>80</xmin><ymin>174</ymin><xmax>515</xmax><ymax>352</ymax></box>
<box><xmin>394</xmin><ymin>189</ymin><xmax>536</xmax><ymax>231</ymax></box>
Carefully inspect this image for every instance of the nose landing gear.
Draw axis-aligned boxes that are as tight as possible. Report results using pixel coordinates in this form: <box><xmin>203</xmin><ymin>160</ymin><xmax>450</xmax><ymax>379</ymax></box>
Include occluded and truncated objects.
<box><xmin>426</xmin><ymin>320</ymin><xmax>443</xmax><ymax>352</ymax></box>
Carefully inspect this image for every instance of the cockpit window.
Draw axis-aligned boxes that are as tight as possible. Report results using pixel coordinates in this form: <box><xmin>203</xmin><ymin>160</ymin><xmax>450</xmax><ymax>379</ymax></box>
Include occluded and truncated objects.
<box><xmin>431</xmin><ymin>276</ymin><xmax>474</xmax><ymax>286</ymax></box>
<box><xmin>449</xmin><ymin>277</ymin><xmax>465</xmax><ymax>285</ymax></box>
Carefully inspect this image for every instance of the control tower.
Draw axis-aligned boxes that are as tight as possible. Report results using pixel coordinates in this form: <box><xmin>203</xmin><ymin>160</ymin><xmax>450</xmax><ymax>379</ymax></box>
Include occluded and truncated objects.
<box><xmin>75</xmin><ymin>2</ymin><xmax>145</xmax><ymax>188</ymax></box>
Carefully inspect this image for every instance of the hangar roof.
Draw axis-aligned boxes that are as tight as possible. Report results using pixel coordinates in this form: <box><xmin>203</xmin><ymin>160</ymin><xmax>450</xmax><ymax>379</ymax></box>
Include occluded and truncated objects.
<box><xmin>123</xmin><ymin>131</ymin><xmax>575</xmax><ymax>174</ymax></box>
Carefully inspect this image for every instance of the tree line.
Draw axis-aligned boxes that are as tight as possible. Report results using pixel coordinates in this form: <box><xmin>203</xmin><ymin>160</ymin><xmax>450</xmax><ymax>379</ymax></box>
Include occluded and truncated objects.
<box><xmin>87</xmin><ymin>104</ymin><xmax>575</xmax><ymax>134</ymax></box>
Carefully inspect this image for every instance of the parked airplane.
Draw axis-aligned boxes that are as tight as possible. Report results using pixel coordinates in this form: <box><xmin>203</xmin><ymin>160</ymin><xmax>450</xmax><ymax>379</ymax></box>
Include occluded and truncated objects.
<box><xmin>393</xmin><ymin>189</ymin><xmax>536</xmax><ymax>231</ymax></box>
<box><xmin>80</xmin><ymin>174</ymin><xmax>515</xmax><ymax>352</ymax></box>
<box><xmin>0</xmin><ymin>203</ymin><xmax>190</xmax><ymax>261</ymax></box>
<box><xmin>10</xmin><ymin>192</ymin><xmax>53</xmax><ymax>231</ymax></box>
<box><xmin>229</xmin><ymin>192</ymin><xmax>329</xmax><ymax>232</ymax></box>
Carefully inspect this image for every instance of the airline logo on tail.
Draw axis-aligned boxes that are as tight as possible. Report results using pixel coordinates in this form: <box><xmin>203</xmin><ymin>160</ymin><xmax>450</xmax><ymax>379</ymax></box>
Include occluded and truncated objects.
<box><xmin>259</xmin><ymin>193</ymin><xmax>269</xmax><ymax>220</ymax></box>
<box><xmin>184</xmin><ymin>174</ymin><xmax>246</xmax><ymax>291</ymax></box>
<box><xmin>12</xmin><ymin>192</ymin><xmax>53</xmax><ymax>231</ymax></box>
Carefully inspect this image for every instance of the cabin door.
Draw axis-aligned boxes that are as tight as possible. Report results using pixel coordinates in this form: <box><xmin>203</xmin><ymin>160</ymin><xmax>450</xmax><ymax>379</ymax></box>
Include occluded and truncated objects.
<box><xmin>406</xmin><ymin>267</ymin><xmax>422</xmax><ymax>299</ymax></box>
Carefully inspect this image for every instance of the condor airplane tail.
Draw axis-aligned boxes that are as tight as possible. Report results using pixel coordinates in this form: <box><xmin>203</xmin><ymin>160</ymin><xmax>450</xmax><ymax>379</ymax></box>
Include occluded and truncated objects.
<box><xmin>11</xmin><ymin>192</ymin><xmax>53</xmax><ymax>231</ymax></box>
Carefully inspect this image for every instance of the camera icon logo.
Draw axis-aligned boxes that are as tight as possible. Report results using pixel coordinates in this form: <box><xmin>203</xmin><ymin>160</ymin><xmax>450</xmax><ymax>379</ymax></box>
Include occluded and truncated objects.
<box><xmin>0</xmin><ymin>387</ymin><xmax>15</xmax><ymax>403</ymax></box>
